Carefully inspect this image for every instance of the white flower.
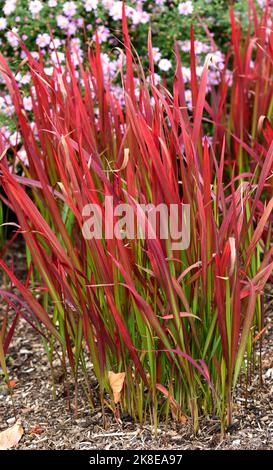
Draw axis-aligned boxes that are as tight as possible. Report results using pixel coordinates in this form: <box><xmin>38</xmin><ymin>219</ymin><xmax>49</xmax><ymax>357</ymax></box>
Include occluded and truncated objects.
<box><xmin>23</xmin><ymin>96</ymin><xmax>33</xmax><ymax>111</ymax></box>
<box><xmin>9</xmin><ymin>131</ymin><xmax>20</xmax><ymax>146</ymax></box>
<box><xmin>153</xmin><ymin>73</ymin><xmax>161</xmax><ymax>85</ymax></box>
<box><xmin>63</xmin><ymin>1</ymin><xmax>77</xmax><ymax>17</ymax></box>
<box><xmin>0</xmin><ymin>18</ymin><xmax>8</xmax><ymax>31</ymax></box>
<box><xmin>152</xmin><ymin>47</ymin><xmax>161</xmax><ymax>63</ymax></box>
<box><xmin>17</xmin><ymin>148</ymin><xmax>28</xmax><ymax>166</ymax></box>
<box><xmin>3</xmin><ymin>1</ymin><xmax>17</xmax><ymax>16</ymax></box>
<box><xmin>158</xmin><ymin>58</ymin><xmax>172</xmax><ymax>72</ymax></box>
<box><xmin>36</xmin><ymin>33</ymin><xmax>51</xmax><ymax>48</ymax></box>
<box><xmin>178</xmin><ymin>1</ymin><xmax>193</xmax><ymax>16</ymax></box>
<box><xmin>44</xmin><ymin>66</ymin><xmax>54</xmax><ymax>76</ymax></box>
<box><xmin>29</xmin><ymin>0</ymin><xmax>43</xmax><ymax>17</ymax></box>
<box><xmin>20</xmin><ymin>73</ymin><xmax>32</xmax><ymax>85</ymax></box>
<box><xmin>194</xmin><ymin>40</ymin><xmax>210</xmax><ymax>54</ymax></box>
<box><xmin>101</xmin><ymin>0</ymin><xmax>114</xmax><ymax>9</ymax></box>
<box><xmin>48</xmin><ymin>0</ymin><xmax>57</xmax><ymax>6</ymax></box>
<box><xmin>181</xmin><ymin>66</ymin><xmax>191</xmax><ymax>82</ymax></box>
<box><xmin>83</xmin><ymin>0</ymin><xmax>98</xmax><ymax>12</ymax></box>
<box><xmin>184</xmin><ymin>89</ymin><xmax>192</xmax><ymax>109</ymax></box>
<box><xmin>30</xmin><ymin>51</ymin><xmax>39</xmax><ymax>60</ymax></box>
<box><xmin>49</xmin><ymin>37</ymin><xmax>62</xmax><ymax>49</ymax></box>
<box><xmin>196</xmin><ymin>65</ymin><xmax>203</xmax><ymax>77</ymax></box>
<box><xmin>109</xmin><ymin>1</ymin><xmax>123</xmax><ymax>20</ymax></box>
<box><xmin>50</xmin><ymin>51</ymin><xmax>65</xmax><ymax>64</ymax></box>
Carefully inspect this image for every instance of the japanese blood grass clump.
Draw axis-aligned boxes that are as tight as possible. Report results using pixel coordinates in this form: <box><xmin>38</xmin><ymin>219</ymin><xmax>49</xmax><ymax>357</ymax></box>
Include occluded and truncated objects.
<box><xmin>0</xmin><ymin>5</ymin><xmax>273</xmax><ymax>433</ymax></box>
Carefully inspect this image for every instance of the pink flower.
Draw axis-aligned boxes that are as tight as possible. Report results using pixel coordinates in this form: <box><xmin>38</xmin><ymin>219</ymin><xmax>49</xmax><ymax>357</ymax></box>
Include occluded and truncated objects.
<box><xmin>36</xmin><ymin>33</ymin><xmax>51</xmax><ymax>48</ymax></box>
<box><xmin>93</xmin><ymin>25</ymin><xmax>110</xmax><ymax>43</ymax></box>
<box><xmin>63</xmin><ymin>1</ymin><xmax>77</xmax><ymax>17</ymax></box>
<box><xmin>20</xmin><ymin>73</ymin><xmax>32</xmax><ymax>85</ymax></box>
<box><xmin>6</xmin><ymin>28</ymin><xmax>19</xmax><ymax>48</ymax></box>
<box><xmin>109</xmin><ymin>1</ymin><xmax>123</xmax><ymax>20</ymax></box>
<box><xmin>48</xmin><ymin>0</ymin><xmax>57</xmax><ymax>6</ymax></box>
<box><xmin>207</xmin><ymin>70</ymin><xmax>221</xmax><ymax>86</ymax></box>
<box><xmin>77</xmin><ymin>18</ymin><xmax>84</xmax><ymax>27</ymax></box>
<box><xmin>194</xmin><ymin>40</ymin><xmax>210</xmax><ymax>54</ymax></box>
<box><xmin>101</xmin><ymin>0</ymin><xmax>114</xmax><ymax>10</ymax></box>
<box><xmin>29</xmin><ymin>0</ymin><xmax>43</xmax><ymax>17</ymax></box>
<box><xmin>23</xmin><ymin>96</ymin><xmax>33</xmax><ymax>111</ymax></box>
<box><xmin>67</xmin><ymin>22</ymin><xmax>77</xmax><ymax>35</ymax></box>
<box><xmin>178</xmin><ymin>1</ymin><xmax>193</xmax><ymax>16</ymax></box>
<box><xmin>180</xmin><ymin>40</ymin><xmax>210</xmax><ymax>54</ymax></box>
<box><xmin>180</xmin><ymin>40</ymin><xmax>191</xmax><ymax>53</ymax></box>
<box><xmin>84</xmin><ymin>0</ymin><xmax>98</xmax><ymax>12</ymax></box>
<box><xmin>209</xmin><ymin>50</ymin><xmax>225</xmax><ymax>69</ymax></box>
<box><xmin>112</xmin><ymin>84</ymin><xmax>125</xmax><ymax>107</ymax></box>
<box><xmin>56</xmin><ymin>14</ymin><xmax>69</xmax><ymax>29</ymax></box>
<box><xmin>71</xmin><ymin>37</ymin><xmax>81</xmax><ymax>48</ymax></box>
<box><xmin>141</xmin><ymin>12</ymin><xmax>150</xmax><ymax>24</ymax></box>
<box><xmin>0</xmin><ymin>126</ymin><xmax>11</xmax><ymax>140</ymax></box>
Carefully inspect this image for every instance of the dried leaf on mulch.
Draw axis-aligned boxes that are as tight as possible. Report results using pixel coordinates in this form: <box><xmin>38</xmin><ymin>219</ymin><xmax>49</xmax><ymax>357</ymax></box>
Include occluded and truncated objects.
<box><xmin>0</xmin><ymin>420</ymin><xmax>24</xmax><ymax>450</ymax></box>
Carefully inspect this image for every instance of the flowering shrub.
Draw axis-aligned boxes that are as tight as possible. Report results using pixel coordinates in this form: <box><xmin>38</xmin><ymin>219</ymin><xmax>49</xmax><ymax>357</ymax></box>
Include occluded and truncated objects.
<box><xmin>0</xmin><ymin>1</ymin><xmax>260</xmax><ymax>81</ymax></box>
<box><xmin>2</xmin><ymin>0</ymin><xmax>268</xmax><ymax>155</ymax></box>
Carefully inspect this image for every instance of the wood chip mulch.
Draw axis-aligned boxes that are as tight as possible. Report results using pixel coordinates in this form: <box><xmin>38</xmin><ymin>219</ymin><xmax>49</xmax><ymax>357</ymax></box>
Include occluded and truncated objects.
<box><xmin>0</xmin><ymin>245</ymin><xmax>273</xmax><ymax>450</ymax></box>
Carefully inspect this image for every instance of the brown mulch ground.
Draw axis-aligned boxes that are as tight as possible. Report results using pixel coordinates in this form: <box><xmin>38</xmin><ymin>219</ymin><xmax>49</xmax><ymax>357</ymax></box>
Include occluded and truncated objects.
<box><xmin>0</xmin><ymin>241</ymin><xmax>273</xmax><ymax>450</ymax></box>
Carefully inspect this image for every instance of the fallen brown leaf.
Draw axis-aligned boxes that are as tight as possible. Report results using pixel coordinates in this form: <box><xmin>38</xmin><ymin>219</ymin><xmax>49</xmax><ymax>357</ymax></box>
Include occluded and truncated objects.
<box><xmin>108</xmin><ymin>371</ymin><xmax>126</xmax><ymax>403</ymax></box>
<box><xmin>6</xmin><ymin>380</ymin><xmax>17</xmax><ymax>389</ymax></box>
<box><xmin>0</xmin><ymin>420</ymin><xmax>24</xmax><ymax>450</ymax></box>
<box><xmin>29</xmin><ymin>425</ymin><xmax>44</xmax><ymax>435</ymax></box>
<box><xmin>179</xmin><ymin>414</ymin><xmax>188</xmax><ymax>424</ymax></box>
